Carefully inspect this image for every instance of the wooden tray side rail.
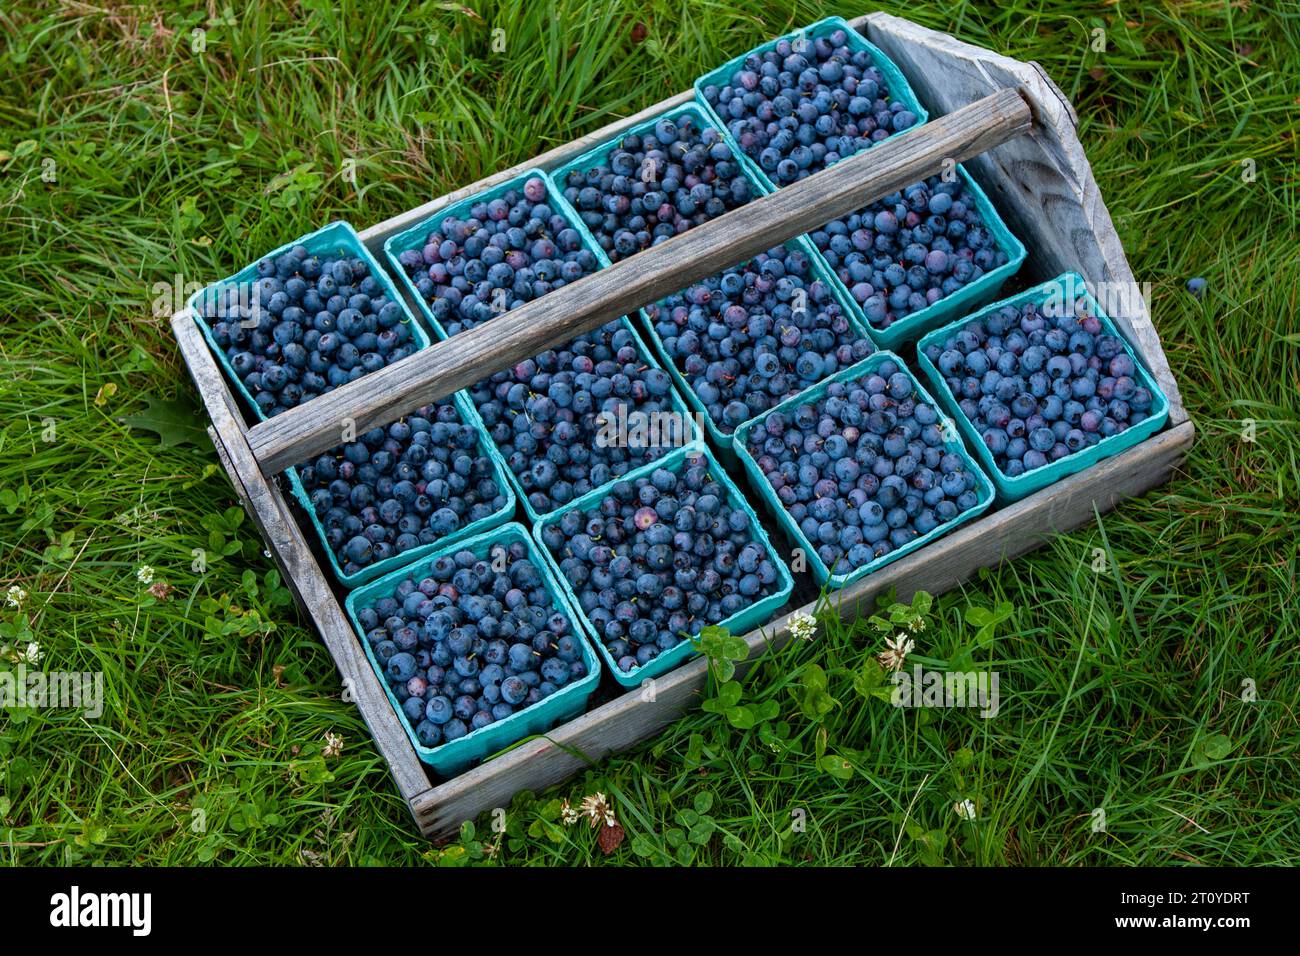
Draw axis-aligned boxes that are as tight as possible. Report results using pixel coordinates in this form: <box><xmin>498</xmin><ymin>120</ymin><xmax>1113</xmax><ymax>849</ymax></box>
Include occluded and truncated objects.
<box><xmin>173</xmin><ymin>315</ymin><xmax>432</xmax><ymax>802</ymax></box>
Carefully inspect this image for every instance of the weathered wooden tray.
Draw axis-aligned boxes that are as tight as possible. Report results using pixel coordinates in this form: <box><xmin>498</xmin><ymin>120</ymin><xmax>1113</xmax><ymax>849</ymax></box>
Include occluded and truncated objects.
<box><xmin>172</xmin><ymin>12</ymin><xmax>1192</xmax><ymax>839</ymax></box>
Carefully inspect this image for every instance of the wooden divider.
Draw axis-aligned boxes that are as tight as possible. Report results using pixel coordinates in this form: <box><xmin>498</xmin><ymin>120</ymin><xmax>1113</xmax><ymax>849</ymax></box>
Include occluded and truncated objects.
<box><xmin>246</xmin><ymin>88</ymin><xmax>1034</xmax><ymax>475</ymax></box>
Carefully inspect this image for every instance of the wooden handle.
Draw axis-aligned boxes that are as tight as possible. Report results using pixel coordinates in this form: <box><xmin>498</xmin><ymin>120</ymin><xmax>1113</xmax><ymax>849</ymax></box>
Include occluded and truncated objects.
<box><xmin>246</xmin><ymin>87</ymin><xmax>1032</xmax><ymax>475</ymax></box>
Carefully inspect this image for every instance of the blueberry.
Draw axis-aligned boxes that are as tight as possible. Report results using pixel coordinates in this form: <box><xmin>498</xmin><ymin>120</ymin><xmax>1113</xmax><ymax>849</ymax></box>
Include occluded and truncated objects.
<box><xmin>425</xmin><ymin>695</ymin><xmax>453</xmax><ymax>725</ymax></box>
<box><xmin>387</xmin><ymin>652</ymin><xmax>418</xmax><ymax>682</ymax></box>
<box><xmin>415</xmin><ymin>721</ymin><xmax>442</xmax><ymax>748</ymax></box>
<box><xmin>501</xmin><ymin>675</ymin><xmax>529</xmax><ymax>705</ymax></box>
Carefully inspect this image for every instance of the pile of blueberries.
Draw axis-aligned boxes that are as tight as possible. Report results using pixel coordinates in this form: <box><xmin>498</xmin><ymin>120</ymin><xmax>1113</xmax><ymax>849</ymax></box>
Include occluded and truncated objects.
<box><xmin>744</xmin><ymin>359</ymin><xmax>983</xmax><ymax>575</ymax></box>
<box><xmin>393</xmin><ymin>176</ymin><xmax>600</xmax><ymax>336</ymax></box>
<box><xmin>700</xmin><ymin>28</ymin><xmax>919</xmax><ymax>187</ymax></box>
<box><xmin>645</xmin><ymin>244</ymin><xmax>875</xmax><ymax>433</ymax></box>
<box><xmin>809</xmin><ymin>174</ymin><xmax>1011</xmax><ymax>330</ymax></box>
<box><xmin>395</xmin><ymin>177</ymin><xmax>692</xmax><ymax>515</ymax></box>
<box><xmin>923</xmin><ymin>296</ymin><xmax>1157</xmax><ymax>478</ymax></box>
<box><xmin>358</xmin><ymin>540</ymin><xmax>589</xmax><ymax>749</ymax></box>
<box><xmin>559</xmin><ymin>113</ymin><xmax>755</xmax><ymax>262</ymax></box>
<box><xmin>202</xmin><ymin>246</ymin><xmax>418</xmax><ymax>417</ymax></box>
<box><xmin>540</xmin><ymin>458</ymin><xmax>782</xmax><ymax>673</ymax></box>
<box><xmin>471</xmin><ymin>321</ymin><xmax>686</xmax><ymax>516</ymax></box>
<box><xmin>296</xmin><ymin>402</ymin><xmax>509</xmax><ymax>577</ymax></box>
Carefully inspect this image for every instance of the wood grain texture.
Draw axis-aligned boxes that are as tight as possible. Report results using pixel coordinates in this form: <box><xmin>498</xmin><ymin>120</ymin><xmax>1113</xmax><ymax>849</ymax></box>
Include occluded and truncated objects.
<box><xmin>412</xmin><ymin>420</ymin><xmax>1193</xmax><ymax>838</ymax></box>
<box><xmin>861</xmin><ymin>12</ymin><xmax>1187</xmax><ymax>426</ymax></box>
<box><xmin>247</xmin><ymin>89</ymin><xmax>1033</xmax><ymax>475</ymax></box>
<box><xmin>172</xmin><ymin>310</ymin><xmax>434</xmax><ymax>804</ymax></box>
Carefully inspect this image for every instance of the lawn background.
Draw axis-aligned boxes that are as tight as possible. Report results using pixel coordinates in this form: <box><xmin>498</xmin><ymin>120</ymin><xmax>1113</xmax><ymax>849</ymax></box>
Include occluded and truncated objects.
<box><xmin>0</xmin><ymin>0</ymin><xmax>1296</xmax><ymax>865</ymax></box>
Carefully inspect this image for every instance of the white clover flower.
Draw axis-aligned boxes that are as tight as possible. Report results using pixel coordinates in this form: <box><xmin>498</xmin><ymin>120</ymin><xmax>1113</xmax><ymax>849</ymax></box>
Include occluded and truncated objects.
<box><xmin>579</xmin><ymin>792</ymin><xmax>617</xmax><ymax>829</ymax></box>
<box><xmin>908</xmin><ymin>615</ymin><xmax>926</xmax><ymax>633</ymax></box>
<box><xmin>136</xmin><ymin>565</ymin><xmax>155</xmax><ymax>585</ymax></box>
<box><xmin>23</xmin><ymin>642</ymin><xmax>42</xmax><ymax>665</ymax></box>
<box><xmin>560</xmin><ymin>799</ymin><xmax>579</xmax><ymax>826</ymax></box>
<box><xmin>322</xmin><ymin>731</ymin><xmax>344</xmax><ymax>758</ymax></box>
<box><xmin>5</xmin><ymin>584</ymin><xmax>27</xmax><ymax>608</ymax></box>
<box><xmin>954</xmin><ymin>799</ymin><xmax>977</xmax><ymax>821</ymax></box>
<box><xmin>789</xmin><ymin>611</ymin><xmax>817</xmax><ymax>642</ymax></box>
<box><xmin>877</xmin><ymin>633</ymin><xmax>915</xmax><ymax>672</ymax></box>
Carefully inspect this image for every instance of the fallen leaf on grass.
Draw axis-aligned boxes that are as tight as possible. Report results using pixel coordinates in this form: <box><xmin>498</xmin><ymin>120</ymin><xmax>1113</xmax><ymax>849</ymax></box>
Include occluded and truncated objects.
<box><xmin>119</xmin><ymin>395</ymin><xmax>208</xmax><ymax>448</ymax></box>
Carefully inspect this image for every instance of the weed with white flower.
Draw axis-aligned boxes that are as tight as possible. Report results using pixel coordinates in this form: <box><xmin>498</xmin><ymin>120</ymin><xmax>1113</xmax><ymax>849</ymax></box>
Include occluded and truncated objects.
<box><xmin>789</xmin><ymin>611</ymin><xmax>817</xmax><ymax>642</ymax></box>
<box><xmin>5</xmin><ymin>585</ymin><xmax>26</xmax><ymax>609</ymax></box>
<box><xmin>877</xmin><ymin>633</ymin><xmax>915</xmax><ymax>672</ymax></box>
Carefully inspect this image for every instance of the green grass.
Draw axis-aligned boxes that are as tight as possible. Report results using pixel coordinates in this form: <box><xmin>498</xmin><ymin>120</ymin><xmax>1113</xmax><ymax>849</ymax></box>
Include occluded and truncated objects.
<box><xmin>0</xmin><ymin>0</ymin><xmax>1297</xmax><ymax>866</ymax></box>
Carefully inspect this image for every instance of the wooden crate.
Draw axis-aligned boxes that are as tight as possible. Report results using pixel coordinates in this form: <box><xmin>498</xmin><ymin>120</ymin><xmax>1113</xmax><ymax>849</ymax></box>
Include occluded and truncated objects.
<box><xmin>172</xmin><ymin>11</ymin><xmax>1193</xmax><ymax>839</ymax></box>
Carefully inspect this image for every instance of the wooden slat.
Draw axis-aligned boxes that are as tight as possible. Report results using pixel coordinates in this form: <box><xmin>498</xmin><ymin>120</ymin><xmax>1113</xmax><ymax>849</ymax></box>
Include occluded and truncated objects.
<box><xmin>863</xmin><ymin>12</ymin><xmax>1187</xmax><ymax>426</ymax></box>
<box><xmin>247</xmin><ymin>88</ymin><xmax>1034</xmax><ymax>475</ymax></box>
<box><xmin>412</xmin><ymin>419</ymin><xmax>1193</xmax><ymax>837</ymax></box>
<box><xmin>171</xmin><ymin>310</ymin><xmax>434</xmax><ymax>804</ymax></box>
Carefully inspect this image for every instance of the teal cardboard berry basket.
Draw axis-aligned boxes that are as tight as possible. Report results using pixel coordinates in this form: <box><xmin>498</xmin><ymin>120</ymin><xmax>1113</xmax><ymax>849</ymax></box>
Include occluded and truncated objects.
<box><xmin>815</xmin><ymin>164</ymin><xmax>1027</xmax><ymax>351</ymax></box>
<box><xmin>382</xmin><ymin>167</ymin><xmax>579</xmax><ymax>340</ymax></box>
<box><xmin>915</xmin><ymin>273</ymin><xmax>1171</xmax><ymax>503</ymax></box>
<box><xmin>636</xmin><ymin>233</ymin><xmax>879</xmax><ymax>462</ymax></box>
<box><xmin>380</xmin><ymin>167</ymin><xmax>701</xmax><ymax>524</ymax></box>
<box><xmin>283</xmin><ymin>389</ymin><xmax>517</xmax><ymax>589</ymax></box>
<box><xmin>454</xmin><ymin>361</ymin><xmax>700</xmax><ymax>527</ymax></box>
<box><xmin>550</xmin><ymin>101</ymin><xmax>772</xmax><ymax>269</ymax></box>
<box><xmin>187</xmin><ymin>220</ymin><xmax>431</xmax><ymax>424</ymax></box>
<box><xmin>693</xmin><ymin>16</ymin><xmax>929</xmax><ymax>196</ymax></box>
<box><xmin>532</xmin><ymin>444</ymin><xmax>794</xmax><ymax>689</ymax></box>
<box><xmin>733</xmin><ymin>351</ymin><xmax>995</xmax><ymax>591</ymax></box>
<box><xmin>342</xmin><ymin>522</ymin><xmax>602</xmax><ymax>777</ymax></box>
